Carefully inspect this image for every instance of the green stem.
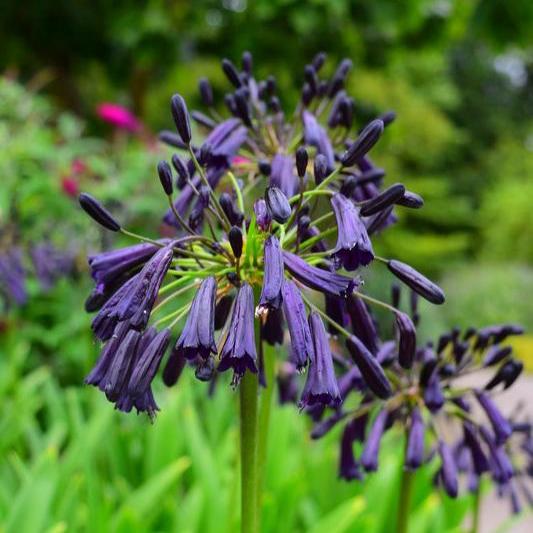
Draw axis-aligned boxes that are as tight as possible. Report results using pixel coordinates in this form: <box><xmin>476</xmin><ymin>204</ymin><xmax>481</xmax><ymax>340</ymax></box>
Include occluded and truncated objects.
<box><xmin>239</xmin><ymin>297</ymin><xmax>261</xmax><ymax>533</ymax></box>
<box><xmin>256</xmin><ymin>341</ymin><xmax>276</xmax><ymax>511</ymax></box>
<box><xmin>396</xmin><ymin>467</ymin><xmax>414</xmax><ymax>533</ymax></box>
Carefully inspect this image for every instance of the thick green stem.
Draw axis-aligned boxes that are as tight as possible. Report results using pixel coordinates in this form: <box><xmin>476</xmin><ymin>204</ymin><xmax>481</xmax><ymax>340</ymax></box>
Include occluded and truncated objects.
<box><xmin>240</xmin><ymin>372</ymin><xmax>259</xmax><ymax>533</ymax></box>
<box><xmin>396</xmin><ymin>467</ymin><xmax>414</xmax><ymax>533</ymax></box>
<box><xmin>256</xmin><ymin>342</ymin><xmax>276</xmax><ymax>509</ymax></box>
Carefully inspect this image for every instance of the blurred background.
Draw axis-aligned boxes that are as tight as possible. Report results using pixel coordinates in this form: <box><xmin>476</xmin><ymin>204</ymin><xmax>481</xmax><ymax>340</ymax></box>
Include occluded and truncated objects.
<box><xmin>0</xmin><ymin>1</ymin><xmax>532</xmax><ymax>531</ymax></box>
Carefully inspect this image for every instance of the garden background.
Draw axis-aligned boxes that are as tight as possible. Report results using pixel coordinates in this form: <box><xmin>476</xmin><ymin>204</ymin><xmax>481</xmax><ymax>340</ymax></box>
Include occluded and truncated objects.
<box><xmin>0</xmin><ymin>1</ymin><xmax>532</xmax><ymax>531</ymax></box>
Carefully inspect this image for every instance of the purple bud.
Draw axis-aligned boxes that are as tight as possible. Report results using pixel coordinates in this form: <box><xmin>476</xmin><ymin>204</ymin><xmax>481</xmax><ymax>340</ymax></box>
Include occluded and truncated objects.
<box><xmin>395</xmin><ymin>311</ymin><xmax>416</xmax><ymax>369</ymax></box>
<box><xmin>265</xmin><ymin>186</ymin><xmax>291</xmax><ymax>224</ymax></box>
<box><xmin>365</xmin><ymin>205</ymin><xmax>395</xmax><ymax>236</ymax></box>
<box><xmin>346</xmin><ymin>335</ymin><xmax>392</xmax><ymax>399</ymax></box>
<box><xmin>295</xmin><ymin>147</ymin><xmax>308</xmax><ymax>178</ymax></box>
<box><xmin>359</xmin><ymin>183</ymin><xmax>405</xmax><ymax>217</ymax></box>
<box><xmin>341</xmin><ymin>120</ymin><xmax>384</xmax><ymax>167</ymax></box>
<box><xmin>346</xmin><ymin>294</ymin><xmax>379</xmax><ymax>354</ymax></box>
<box><xmin>331</xmin><ymin>193</ymin><xmax>374</xmax><ymax>271</ymax></box>
<box><xmin>438</xmin><ymin>440</ymin><xmax>458</xmax><ymax>498</ymax></box>
<box><xmin>162</xmin><ymin>347</ymin><xmax>187</xmax><ymax>387</ymax></box>
<box><xmin>397</xmin><ymin>190</ymin><xmax>424</xmax><ymax>209</ymax></box>
<box><xmin>313</xmin><ymin>154</ymin><xmax>329</xmax><ymax>185</ymax></box>
<box><xmin>228</xmin><ymin>226</ymin><xmax>243</xmax><ymax>259</ymax></box>
<box><xmin>79</xmin><ymin>193</ymin><xmax>121</xmax><ymax>232</ymax></box>
<box><xmin>258</xmin><ymin>236</ymin><xmax>284</xmax><ymax>313</ymax></box>
<box><xmin>299</xmin><ymin>312</ymin><xmax>341</xmax><ymax>408</ymax></box>
<box><xmin>157</xmin><ymin>160</ymin><xmax>173</xmax><ymax>195</ymax></box>
<box><xmin>405</xmin><ymin>408</ymin><xmax>425</xmax><ymax>469</ymax></box>
<box><xmin>221</xmin><ymin>58</ymin><xmax>242</xmax><ymax>88</ymax></box>
<box><xmin>253</xmin><ymin>199</ymin><xmax>271</xmax><ymax>231</ymax></box>
<box><xmin>234</xmin><ymin>87</ymin><xmax>252</xmax><ymax>127</ymax></box>
<box><xmin>170</xmin><ymin>94</ymin><xmax>192</xmax><ymax>145</ymax></box>
<box><xmin>476</xmin><ymin>391</ymin><xmax>512</xmax><ymax>444</ymax></box>
<box><xmin>387</xmin><ymin>260</ymin><xmax>445</xmax><ymax>305</ymax></box>
<box><xmin>198</xmin><ymin>78</ymin><xmax>213</xmax><ymax>107</ymax></box>
<box><xmin>361</xmin><ymin>409</ymin><xmax>388</xmax><ymax>471</ymax></box>
<box><xmin>281</xmin><ymin>280</ymin><xmax>313</xmax><ymax>371</ymax></box>
<box><xmin>191</xmin><ymin>111</ymin><xmax>217</xmax><ymax>130</ymax></box>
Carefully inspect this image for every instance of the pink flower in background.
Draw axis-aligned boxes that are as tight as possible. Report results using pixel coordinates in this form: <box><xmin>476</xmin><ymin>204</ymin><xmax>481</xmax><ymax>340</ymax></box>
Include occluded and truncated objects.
<box><xmin>96</xmin><ymin>103</ymin><xmax>141</xmax><ymax>132</ymax></box>
<box><xmin>61</xmin><ymin>176</ymin><xmax>79</xmax><ymax>197</ymax></box>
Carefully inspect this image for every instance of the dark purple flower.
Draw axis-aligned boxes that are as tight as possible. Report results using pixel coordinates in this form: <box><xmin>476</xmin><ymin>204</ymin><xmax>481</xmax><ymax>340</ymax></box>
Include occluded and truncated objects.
<box><xmin>361</xmin><ymin>409</ymin><xmax>388</xmax><ymax>471</ymax></box>
<box><xmin>228</xmin><ymin>226</ymin><xmax>243</xmax><ymax>259</ymax></box>
<box><xmin>91</xmin><ymin>243</ymin><xmax>174</xmax><ymax>340</ymax></box>
<box><xmin>395</xmin><ymin>311</ymin><xmax>416</xmax><ymax>369</ymax></box>
<box><xmin>270</xmin><ymin>153</ymin><xmax>299</xmax><ymax>198</ymax></box>
<box><xmin>79</xmin><ymin>193</ymin><xmax>121</xmax><ymax>232</ymax></box>
<box><xmin>204</xmin><ymin>118</ymin><xmax>248</xmax><ymax>166</ymax></box>
<box><xmin>387</xmin><ymin>260</ymin><xmax>445</xmax><ymax>305</ymax></box>
<box><xmin>339</xmin><ymin>419</ymin><xmax>364</xmax><ymax>481</ymax></box>
<box><xmin>88</xmin><ymin>242</ymin><xmax>162</xmax><ymax>295</ymax></box>
<box><xmin>405</xmin><ymin>408</ymin><xmax>425</xmax><ymax>469</ymax></box>
<box><xmin>331</xmin><ymin>193</ymin><xmax>374</xmax><ymax>271</ymax></box>
<box><xmin>281</xmin><ymin>279</ymin><xmax>313</xmax><ymax>371</ymax></box>
<box><xmin>219</xmin><ymin>283</ymin><xmax>258</xmax><ymax>384</ymax></box>
<box><xmin>299</xmin><ymin>312</ymin><xmax>340</xmax><ymax>408</ymax></box>
<box><xmin>476</xmin><ymin>391</ymin><xmax>512</xmax><ymax>444</ymax></box>
<box><xmin>158</xmin><ymin>130</ymin><xmax>188</xmax><ymax>150</ymax></box>
<box><xmin>174</xmin><ymin>277</ymin><xmax>217</xmax><ymax>361</ymax></box>
<box><xmin>438</xmin><ymin>440</ymin><xmax>458</xmax><ymax>498</ymax></box>
<box><xmin>485</xmin><ymin>359</ymin><xmax>523</xmax><ymax>390</ymax></box>
<box><xmin>283</xmin><ymin>251</ymin><xmax>359</xmax><ymax>297</ymax></box>
<box><xmin>346</xmin><ymin>335</ymin><xmax>392</xmax><ymax>399</ymax></box>
<box><xmin>257</xmin><ymin>236</ymin><xmax>284</xmax><ymax>314</ymax></box>
<box><xmin>480</xmin><ymin>426</ymin><xmax>514</xmax><ymax>483</ymax></box>
<box><xmin>221</xmin><ymin>58</ymin><xmax>242</xmax><ymax>88</ymax></box>
<box><xmin>198</xmin><ymin>78</ymin><xmax>213</xmax><ymax>107</ymax></box>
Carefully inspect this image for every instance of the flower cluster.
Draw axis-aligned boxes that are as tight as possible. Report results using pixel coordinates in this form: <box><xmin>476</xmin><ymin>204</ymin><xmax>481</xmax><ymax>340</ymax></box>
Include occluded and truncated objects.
<box><xmin>79</xmin><ymin>51</ymin><xmax>528</xmax><ymax>512</ymax></box>
<box><xmin>81</xmin><ymin>52</ymin><xmax>438</xmax><ymax>416</ymax></box>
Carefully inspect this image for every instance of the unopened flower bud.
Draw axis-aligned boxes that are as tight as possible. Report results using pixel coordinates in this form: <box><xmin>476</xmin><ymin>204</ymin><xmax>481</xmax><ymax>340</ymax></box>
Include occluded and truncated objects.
<box><xmin>229</xmin><ymin>226</ymin><xmax>243</xmax><ymax>259</ymax></box>
<box><xmin>157</xmin><ymin>160</ymin><xmax>173</xmax><ymax>195</ymax></box>
<box><xmin>265</xmin><ymin>186</ymin><xmax>291</xmax><ymax>224</ymax></box>
<box><xmin>222</xmin><ymin>58</ymin><xmax>242</xmax><ymax>88</ymax></box>
<box><xmin>198</xmin><ymin>78</ymin><xmax>213</xmax><ymax>107</ymax></box>
<box><xmin>170</xmin><ymin>94</ymin><xmax>192</xmax><ymax>145</ymax></box>
<box><xmin>387</xmin><ymin>260</ymin><xmax>445</xmax><ymax>305</ymax></box>
<box><xmin>341</xmin><ymin>119</ymin><xmax>384</xmax><ymax>167</ymax></box>
<box><xmin>295</xmin><ymin>147</ymin><xmax>308</xmax><ymax>178</ymax></box>
<box><xmin>79</xmin><ymin>193</ymin><xmax>121</xmax><ymax>232</ymax></box>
